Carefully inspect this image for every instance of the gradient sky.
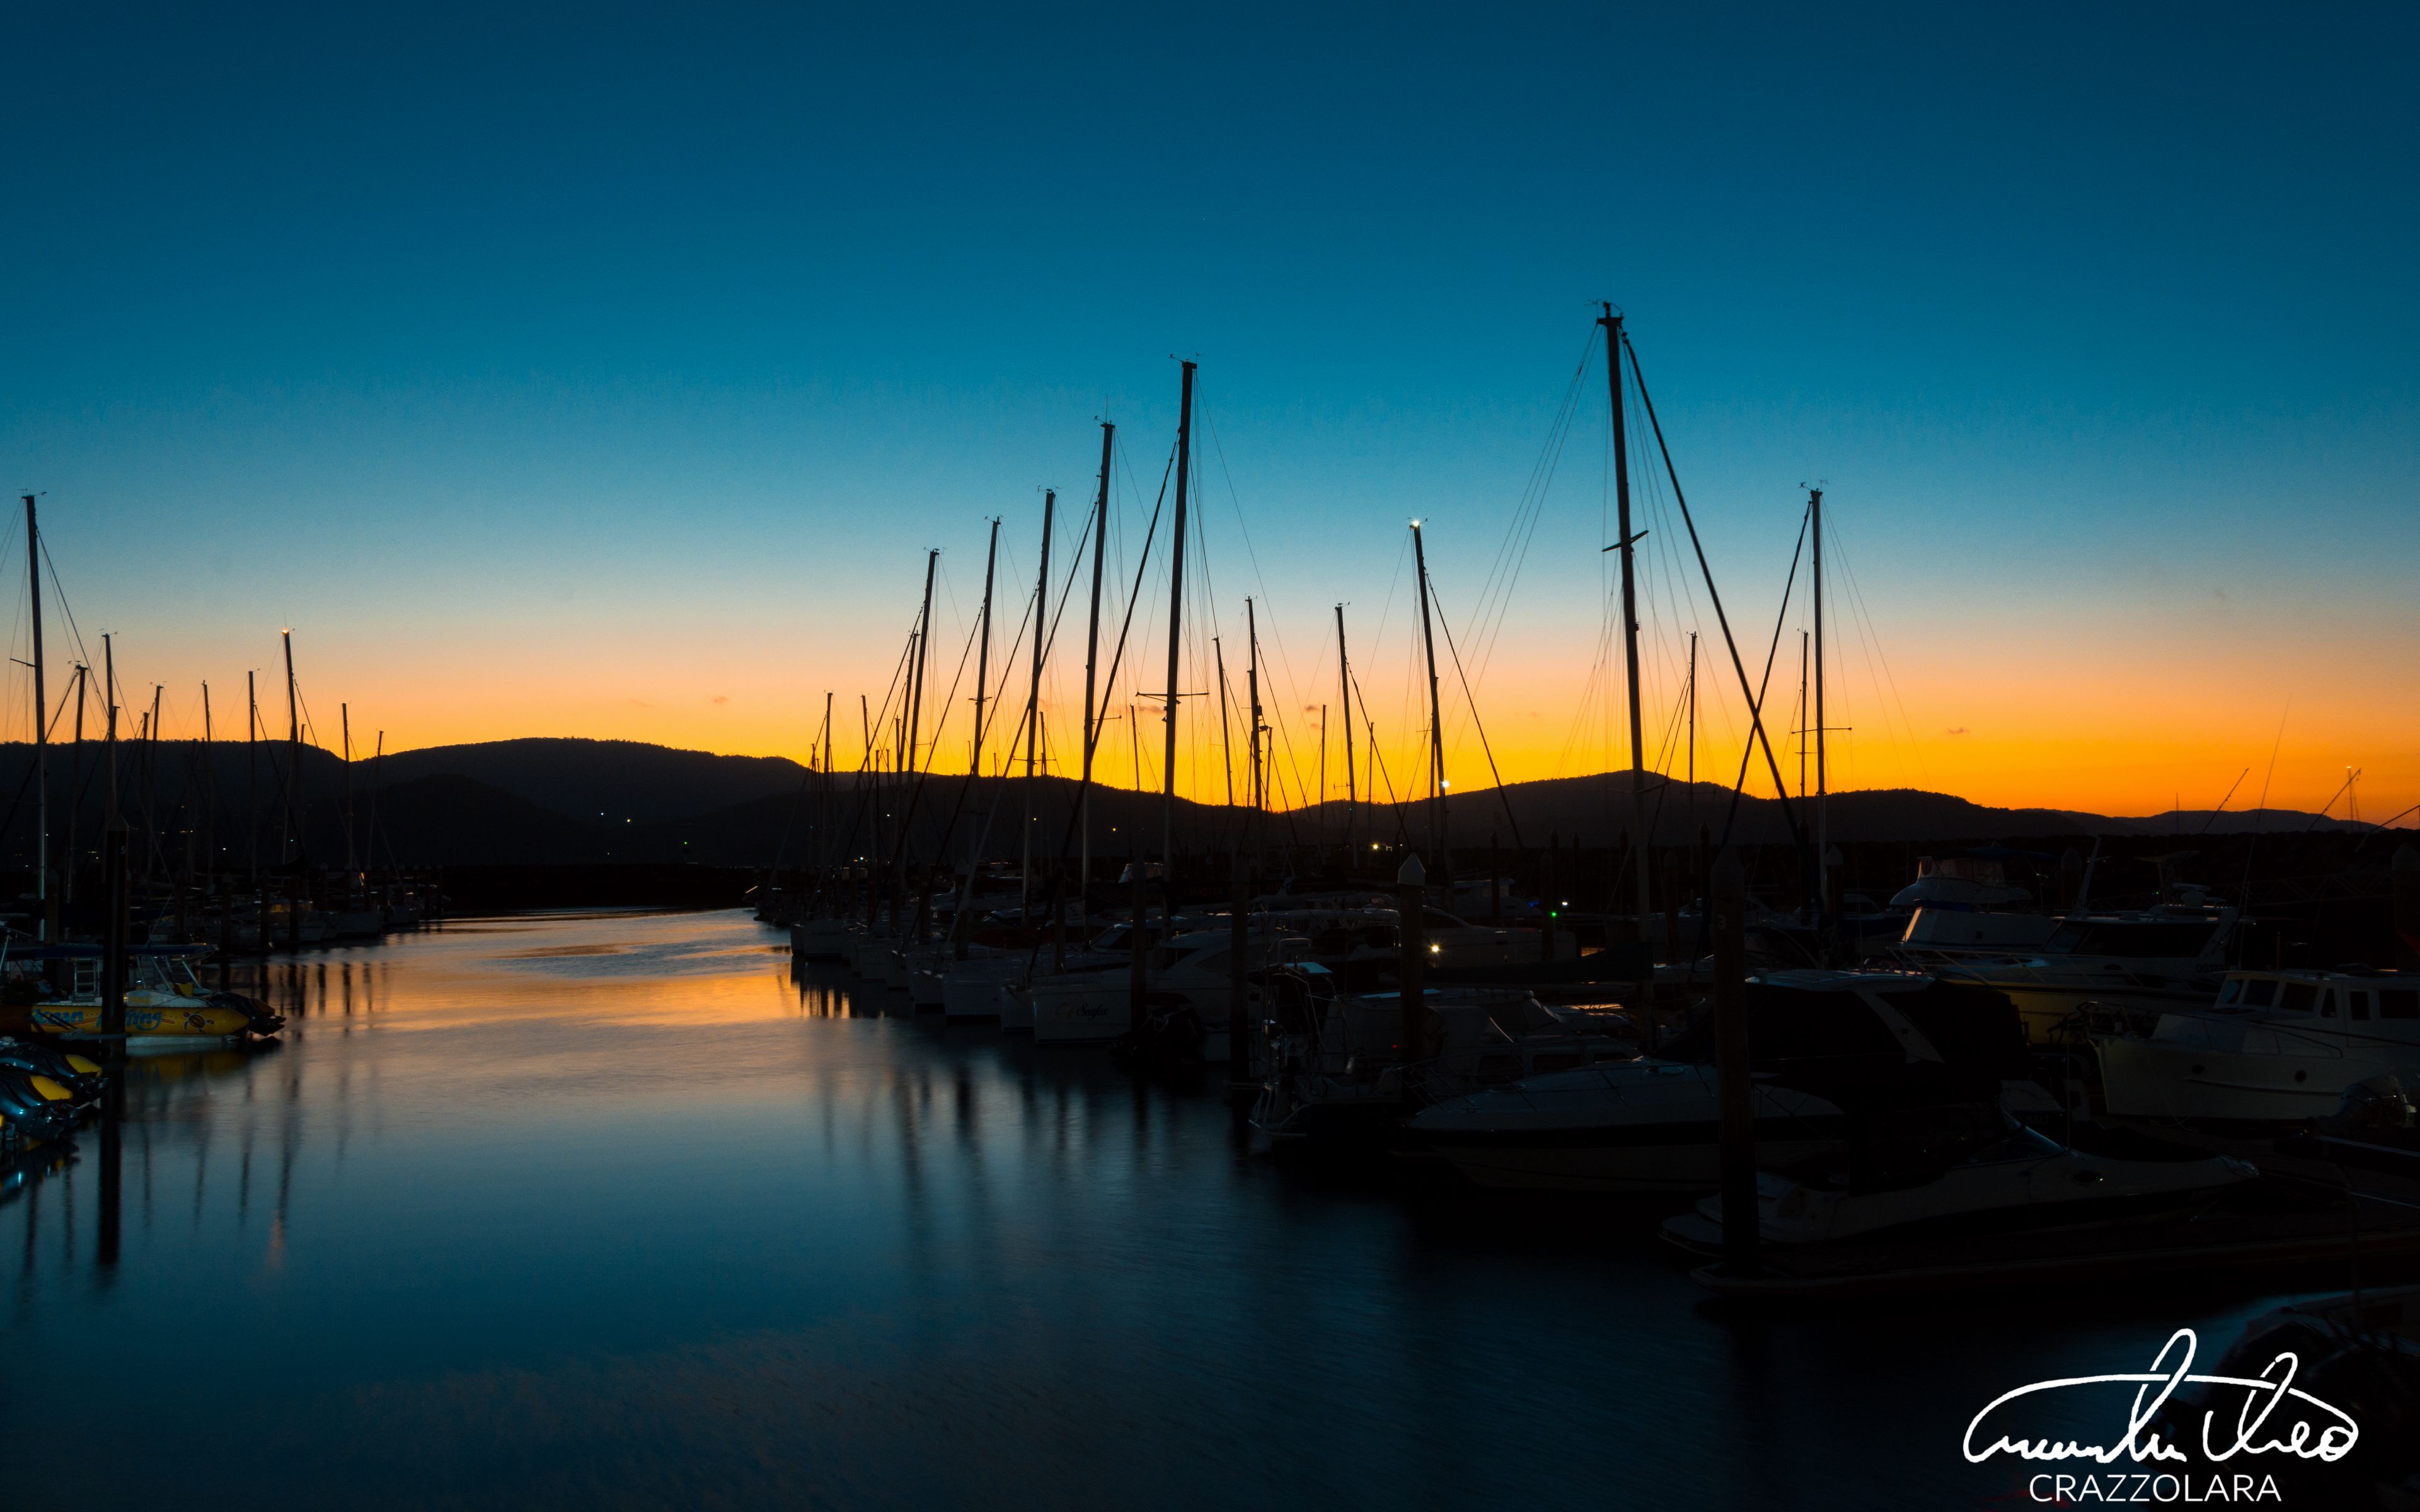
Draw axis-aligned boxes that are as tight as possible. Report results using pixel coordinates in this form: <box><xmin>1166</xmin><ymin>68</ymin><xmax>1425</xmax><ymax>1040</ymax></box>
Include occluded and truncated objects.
<box><xmin>3</xmin><ymin>2</ymin><xmax>2412</xmax><ymax>823</ymax></box>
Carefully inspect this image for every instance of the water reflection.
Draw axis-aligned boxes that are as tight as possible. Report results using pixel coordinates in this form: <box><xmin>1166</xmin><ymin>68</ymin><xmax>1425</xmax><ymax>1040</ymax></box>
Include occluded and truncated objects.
<box><xmin>0</xmin><ymin>908</ymin><xmax>2312</xmax><ymax>1511</ymax></box>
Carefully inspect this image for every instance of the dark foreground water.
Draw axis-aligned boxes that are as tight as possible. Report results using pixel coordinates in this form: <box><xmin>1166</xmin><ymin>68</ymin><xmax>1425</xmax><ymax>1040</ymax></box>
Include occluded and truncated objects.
<box><xmin>0</xmin><ymin>909</ymin><xmax>2327</xmax><ymax>1509</ymax></box>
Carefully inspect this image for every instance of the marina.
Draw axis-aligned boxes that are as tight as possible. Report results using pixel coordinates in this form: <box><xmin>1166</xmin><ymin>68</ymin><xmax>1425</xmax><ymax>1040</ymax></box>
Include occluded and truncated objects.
<box><xmin>4</xmin><ymin>905</ymin><xmax>2411</xmax><ymax>1509</ymax></box>
<box><xmin>5</xmin><ymin>4</ymin><xmax>2416</xmax><ymax>1505</ymax></box>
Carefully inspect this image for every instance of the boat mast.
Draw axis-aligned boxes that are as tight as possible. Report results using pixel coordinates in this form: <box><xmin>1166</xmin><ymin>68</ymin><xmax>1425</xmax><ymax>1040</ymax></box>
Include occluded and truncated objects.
<box><xmin>284</xmin><ymin>629</ymin><xmax>301</xmax><ymax>947</ymax></box>
<box><xmin>283</xmin><ymin>629</ymin><xmax>300</xmax><ymax>862</ymax></box>
<box><xmin>1214</xmin><ymin>637</ymin><xmax>1233</xmax><ymax>808</ymax></box>
<box><xmin>1600</xmin><ymin>304</ymin><xmax>1654</xmax><ymax>1019</ymax></box>
<box><xmin>246</xmin><ymin>670</ymin><xmax>258</xmax><ymax>921</ymax></box>
<box><xmin>1160</xmin><ymin>360</ymin><xmax>1195</xmax><ymax>878</ymax></box>
<box><xmin>1410</xmin><ymin>522</ymin><xmax>1446</xmax><ymax>872</ymax></box>
<box><xmin>1080</xmin><ymin>422</ymin><xmax>1113</xmax><ymax>899</ymax></box>
<box><xmin>22</xmin><ymin>495</ymin><xmax>50</xmax><ymax>941</ymax></box>
<box><xmin>103</xmin><ymin>633</ymin><xmax>118</xmax><ymax>825</ymax></box>
<box><xmin>65</xmin><ymin>662</ymin><xmax>86</xmax><ymax>912</ymax></box>
<box><xmin>342</xmin><ymin>702</ymin><xmax>355</xmax><ymax>877</ymax></box>
<box><xmin>1247</xmin><ymin>597</ymin><xmax>1264</xmax><ymax>860</ymax></box>
<box><xmin>1811</xmin><ymin>486</ymin><xmax>1828</xmax><ymax>946</ymax></box>
<box><xmin>1022</xmin><ymin>490</ymin><xmax>1053</xmax><ymax>920</ymax></box>
<box><xmin>901</xmin><ymin>550</ymin><xmax>937</xmax><ymax>934</ymax></box>
<box><xmin>1337</xmin><ymin>604</ymin><xmax>1354</xmax><ymax>859</ymax></box>
<box><xmin>201</xmin><ymin>684</ymin><xmax>214</xmax><ymax>923</ymax></box>
<box><xmin>971</xmin><ymin>516</ymin><xmax>1000</xmax><ymax>864</ymax></box>
<box><xmin>1797</xmin><ymin>630</ymin><xmax>1809</xmax><ymax>801</ymax></box>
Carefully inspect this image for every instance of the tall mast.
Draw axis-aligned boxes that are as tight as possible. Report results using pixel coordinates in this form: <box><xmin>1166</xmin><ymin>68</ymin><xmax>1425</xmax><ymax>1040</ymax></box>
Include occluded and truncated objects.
<box><xmin>246</xmin><ymin>671</ymin><xmax>258</xmax><ymax>902</ymax></box>
<box><xmin>65</xmin><ymin>663</ymin><xmax>86</xmax><ymax>910</ymax></box>
<box><xmin>1160</xmin><ymin>360</ymin><xmax>1195</xmax><ymax>874</ymax></box>
<box><xmin>24</xmin><ymin>495</ymin><xmax>50</xmax><ymax>941</ymax></box>
<box><xmin>369</xmin><ymin>730</ymin><xmax>382</xmax><ymax>881</ymax></box>
<box><xmin>1811</xmin><ymin>486</ymin><xmax>1828</xmax><ymax>942</ymax></box>
<box><xmin>902</xmin><ymin>551</ymin><xmax>938</xmax><ymax>934</ymax></box>
<box><xmin>907</xmin><ymin>549</ymin><xmax>938</xmax><ymax>779</ymax></box>
<box><xmin>1080</xmin><ymin>421</ymin><xmax>1114</xmax><ymax>898</ymax></box>
<box><xmin>1247</xmin><ymin>598</ymin><xmax>1264</xmax><ymax>857</ymax></box>
<box><xmin>1410</xmin><ymin>522</ymin><xmax>1446</xmax><ymax>868</ymax></box>
<box><xmin>1022</xmin><ymin>490</ymin><xmax>1053</xmax><ymax>919</ymax></box>
<box><xmin>342</xmin><ymin>702</ymin><xmax>355</xmax><ymax>875</ymax></box>
<box><xmin>103</xmin><ymin>633</ymin><xmax>118</xmax><ymax>825</ymax></box>
<box><xmin>1214</xmin><ymin>637</ymin><xmax>1233</xmax><ymax>808</ymax></box>
<box><xmin>1601</xmin><ymin>304</ymin><xmax>1654</xmax><ymax>1023</ymax></box>
<box><xmin>1798</xmin><ymin>629</ymin><xmax>1809</xmax><ymax>801</ymax></box>
<box><xmin>201</xmin><ymin>683</ymin><xmax>214</xmax><ymax>894</ymax></box>
<box><xmin>1337</xmin><ymin>604</ymin><xmax>1354</xmax><ymax>857</ymax></box>
<box><xmin>283</xmin><ymin>629</ymin><xmax>301</xmax><ymax>948</ymax></box>
<box><xmin>1686</xmin><ymin>631</ymin><xmax>1698</xmax><ymax>787</ymax></box>
<box><xmin>283</xmin><ymin>629</ymin><xmax>301</xmax><ymax>862</ymax></box>
<box><xmin>971</xmin><ymin>517</ymin><xmax>1000</xmax><ymax>854</ymax></box>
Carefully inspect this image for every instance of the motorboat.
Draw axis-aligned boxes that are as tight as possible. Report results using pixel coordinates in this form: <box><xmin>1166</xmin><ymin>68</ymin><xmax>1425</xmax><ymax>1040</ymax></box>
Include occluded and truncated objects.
<box><xmin>19</xmin><ymin>946</ymin><xmax>285</xmax><ymax>1048</ymax></box>
<box><xmin>1660</xmin><ymin>1107</ymin><xmax>2254</xmax><ymax>1251</ymax></box>
<box><xmin>1900</xmin><ymin>906</ymin><xmax>2238</xmax><ymax>1045</ymax></box>
<box><xmin>2095</xmin><ymin>967</ymin><xmax>2420</xmax><ymax>1122</ymax></box>
<box><xmin>1408</xmin><ymin>969</ymin><xmax>2036</xmax><ymax>1193</ymax></box>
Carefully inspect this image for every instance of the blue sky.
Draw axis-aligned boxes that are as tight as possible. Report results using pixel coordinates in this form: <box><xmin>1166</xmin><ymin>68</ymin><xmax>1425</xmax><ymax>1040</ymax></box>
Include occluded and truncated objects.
<box><xmin>2</xmin><ymin>2</ymin><xmax>2412</xmax><ymax>815</ymax></box>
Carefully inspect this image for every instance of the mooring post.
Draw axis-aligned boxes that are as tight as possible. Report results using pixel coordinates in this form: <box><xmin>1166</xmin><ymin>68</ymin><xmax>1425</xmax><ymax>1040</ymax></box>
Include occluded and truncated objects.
<box><xmin>1397</xmin><ymin>852</ymin><xmax>1427</xmax><ymax>1108</ymax></box>
<box><xmin>1713</xmin><ymin>848</ymin><xmax>1758</xmax><ymax>1277</ymax></box>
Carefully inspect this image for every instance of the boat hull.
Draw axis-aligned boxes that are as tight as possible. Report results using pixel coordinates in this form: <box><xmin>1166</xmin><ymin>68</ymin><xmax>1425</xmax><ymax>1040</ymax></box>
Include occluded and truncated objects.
<box><xmin>2097</xmin><ymin>1032</ymin><xmax>2415</xmax><ymax>1122</ymax></box>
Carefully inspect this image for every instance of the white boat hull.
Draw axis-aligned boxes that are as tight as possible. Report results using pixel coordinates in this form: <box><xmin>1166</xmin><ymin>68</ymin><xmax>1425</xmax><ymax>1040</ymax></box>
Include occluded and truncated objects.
<box><xmin>2098</xmin><ymin>1028</ymin><xmax>2419</xmax><ymax>1122</ymax></box>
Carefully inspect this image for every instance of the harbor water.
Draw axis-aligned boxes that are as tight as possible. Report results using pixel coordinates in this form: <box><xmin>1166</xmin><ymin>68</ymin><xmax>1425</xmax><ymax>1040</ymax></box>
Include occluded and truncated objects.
<box><xmin>0</xmin><ymin>908</ymin><xmax>2306</xmax><ymax>1509</ymax></box>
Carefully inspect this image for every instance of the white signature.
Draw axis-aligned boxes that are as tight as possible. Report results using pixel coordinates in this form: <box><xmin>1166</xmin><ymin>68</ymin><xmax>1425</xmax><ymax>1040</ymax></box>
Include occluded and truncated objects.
<box><xmin>1964</xmin><ymin>1329</ymin><xmax>2358</xmax><ymax>1465</ymax></box>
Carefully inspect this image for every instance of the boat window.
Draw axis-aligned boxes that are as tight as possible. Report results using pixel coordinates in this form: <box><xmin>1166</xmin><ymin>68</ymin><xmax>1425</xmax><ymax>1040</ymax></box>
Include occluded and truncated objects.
<box><xmin>2347</xmin><ymin>991</ymin><xmax>2371</xmax><ymax>1021</ymax></box>
<box><xmin>2216</xmin><ymin>979</ymin><xmax>2243</xmax><ymax>1005</ymax></box>
<box><xmin>2242</xmin><ymin>978</ymin><xmax>2278</xmax><ymax>1008</ymax></box>
<box><xmin>2048</xmin><ymin>922</ymin><xmax>2216</xmax><ymax>958</ymax></box>
<box><xmin>1421</xmin><ymin>910</ymin><xmax>1466</xmax><ymax>930</ymax></box>
<box><xmin>2378</xmin><ymin>988</ymin><xmax>2419</xmax><ymax>1020</ymax></box>
<box><xmin>2279</xmin><ymin>983</ymin><xmax>2315</xmax><ymax>1015</ymax></box>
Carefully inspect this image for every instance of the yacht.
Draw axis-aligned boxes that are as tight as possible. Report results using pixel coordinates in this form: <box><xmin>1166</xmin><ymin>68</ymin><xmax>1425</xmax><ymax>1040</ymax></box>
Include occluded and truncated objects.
<box><xmin>1898</xmin><ymin>906</ymin><xmax>2238</xmax><ymax>1045</ymax></box>
<box><xmin>2095</xmin><ymin>967</ymin><xmax>2420</xmax><ymax>1122</ymax></box>
<box><xmin>1408</xmin><ymin>970</ymin><xmax>2037</xmax><ymax>1193</ymax></box>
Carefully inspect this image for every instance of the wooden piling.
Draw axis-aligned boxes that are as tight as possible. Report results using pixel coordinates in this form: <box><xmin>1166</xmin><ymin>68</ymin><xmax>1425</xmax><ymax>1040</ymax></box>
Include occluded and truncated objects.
<box><xmin>1712</xmin><ymin>848</ymin><xmax>1758</xmax><ymax>1278</ymax></box>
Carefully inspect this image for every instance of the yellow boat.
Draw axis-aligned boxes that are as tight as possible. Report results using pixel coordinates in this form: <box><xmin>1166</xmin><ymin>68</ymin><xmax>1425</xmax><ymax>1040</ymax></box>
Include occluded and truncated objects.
<box><xmin>18</xmin><ymin>946</ymin><xmax>284</xmax><ymax>1049</ymax></box>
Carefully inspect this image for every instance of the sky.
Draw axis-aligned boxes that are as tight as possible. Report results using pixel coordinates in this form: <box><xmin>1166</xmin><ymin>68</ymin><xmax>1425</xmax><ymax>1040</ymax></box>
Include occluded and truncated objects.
<box><xmin>1</xmin><ymin>1</ymin><xmax>2412</xmax><ymax>823</ymax></box>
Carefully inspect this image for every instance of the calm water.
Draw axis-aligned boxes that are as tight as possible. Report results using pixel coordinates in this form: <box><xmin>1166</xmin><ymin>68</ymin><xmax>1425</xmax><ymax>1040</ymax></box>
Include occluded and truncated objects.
<box><xmin>0</xmin><ymin>908</ymin><xmax>2310</xmax><ymax>1509</ymax></box>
